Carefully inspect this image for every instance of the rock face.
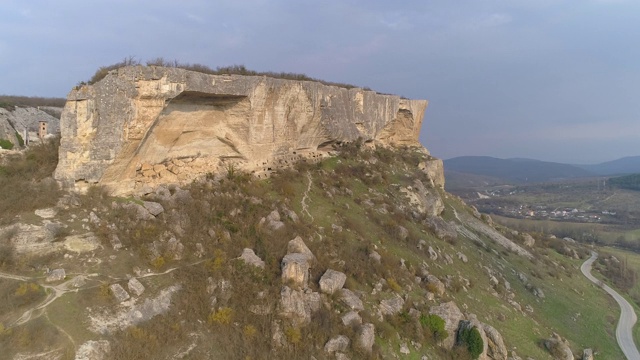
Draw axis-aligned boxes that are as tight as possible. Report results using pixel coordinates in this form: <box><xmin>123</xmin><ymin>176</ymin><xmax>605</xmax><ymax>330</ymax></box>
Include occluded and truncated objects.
<box><xmin>54</xmin><ymin>66</ymin><xmax>429</xmax><ymax>195</ymax></box>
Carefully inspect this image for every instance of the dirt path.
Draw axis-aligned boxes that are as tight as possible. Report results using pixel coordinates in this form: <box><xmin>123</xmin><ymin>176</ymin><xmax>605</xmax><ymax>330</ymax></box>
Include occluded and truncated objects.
<box><xmin>581</xmin><ymin>252</ymin><xmax>640</xmax><ymax>360</ymax></box>
<box><xmin>301</xmin><ymin>171</ymin><xmax>314</xmax><ymax>221</ymax></box>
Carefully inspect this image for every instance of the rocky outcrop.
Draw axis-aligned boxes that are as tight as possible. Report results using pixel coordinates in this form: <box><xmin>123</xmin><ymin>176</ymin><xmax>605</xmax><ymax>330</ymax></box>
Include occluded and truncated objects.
<box><xmin>54</xmin><ymin>66</ymin><xmax>429</xmax><ymax>194</ymax></box>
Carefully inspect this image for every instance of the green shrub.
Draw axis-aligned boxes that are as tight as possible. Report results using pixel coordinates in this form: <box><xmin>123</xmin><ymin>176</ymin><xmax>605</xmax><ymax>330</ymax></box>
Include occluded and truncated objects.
<box><xmin>458</xmin><ymin>326</ymin><xmax>484</xmax><ymax>359</ymax></box>
<box><xmin>420</xmin><ymin>314</ymin><xmax>448</xmax><ymax>342</ymax></box>
<box><xmin>0</xmin><ymin>139</ymin><xmax>13</xmax><ymax>150</ymax></box>
<box><xmin>15</xmin><ymin>132</ymin><xmax>24</xmax><ymax>147</ymax></box>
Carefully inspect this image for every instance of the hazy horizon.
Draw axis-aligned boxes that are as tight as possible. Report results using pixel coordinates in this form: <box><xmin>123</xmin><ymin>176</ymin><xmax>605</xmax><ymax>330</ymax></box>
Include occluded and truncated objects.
<box><xmin>2</xmin><ymin>0</ymin><xmax>639</xmax><ymax>164</ymax></box>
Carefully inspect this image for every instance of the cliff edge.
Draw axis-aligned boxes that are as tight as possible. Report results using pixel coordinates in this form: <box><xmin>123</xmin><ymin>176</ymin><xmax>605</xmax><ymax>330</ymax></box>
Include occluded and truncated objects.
<box><xmin>54</xmin><ymin>66</ymin><xmax>430</xmax><ymax>194</ymax></box>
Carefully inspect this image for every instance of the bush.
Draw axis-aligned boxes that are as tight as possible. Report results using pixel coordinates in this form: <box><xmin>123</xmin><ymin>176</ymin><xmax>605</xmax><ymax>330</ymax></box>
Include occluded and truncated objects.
<box><xmin>208</xmin><ymin>307</ymin><xmax>233</xmax><ymax>325</ymax></box>
<box><xmin>420</xmin><ymin>314</ymin><xmax>448</xmax><ymax>342</ymax></box>
<box><xmin>15</xmin><ymin>132</ymin><xmax>24</xmax><ymax>147</ymax></box>
<box><xmin>0</xmin><ymin>139</ymin><xmax>13</xmax><ymax>150</ymax></box>
<box><xmin>458</xmin><ymin>326</ymin><xmax>484</xmax><ymax>359</ymax></box>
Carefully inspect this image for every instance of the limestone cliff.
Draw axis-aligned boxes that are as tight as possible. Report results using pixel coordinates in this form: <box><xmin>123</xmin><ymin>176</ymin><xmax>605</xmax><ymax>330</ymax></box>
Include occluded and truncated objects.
<box><xmin>54</xmin><ymin>66</ymin><xmax>429</xmax><ymax>194</ymax></box>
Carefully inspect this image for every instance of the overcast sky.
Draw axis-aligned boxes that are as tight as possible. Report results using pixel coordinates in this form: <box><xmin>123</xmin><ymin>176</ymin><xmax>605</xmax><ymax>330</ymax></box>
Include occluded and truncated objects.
<box><xmin>1</xmin><ymin>0</ymin><xmax>638</xmax><ymax>164</ymax></box>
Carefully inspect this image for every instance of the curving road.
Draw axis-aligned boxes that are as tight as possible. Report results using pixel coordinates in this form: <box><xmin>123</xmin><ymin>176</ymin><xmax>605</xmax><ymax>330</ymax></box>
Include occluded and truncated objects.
<box><xmin>581</xmin><ymin>251</ymin><xmax>640</xmax><ymax>360</ymax></box>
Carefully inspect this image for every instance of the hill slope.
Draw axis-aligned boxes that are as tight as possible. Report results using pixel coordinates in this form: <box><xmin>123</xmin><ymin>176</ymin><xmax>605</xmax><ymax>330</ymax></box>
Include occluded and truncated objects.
<box><xmin>576</xmin><ymin>156</ymin><xmax>640</xmax><ymax>176</ymax></box>
<box><xmin>0</xmin><ymin>142</ymin><xmax>625</xmax><ymax>359</ymax></box>
<box><xmin>444</xmin><ymin>156</ymin><xmax>594</xmax><ymax>184</ymax></box>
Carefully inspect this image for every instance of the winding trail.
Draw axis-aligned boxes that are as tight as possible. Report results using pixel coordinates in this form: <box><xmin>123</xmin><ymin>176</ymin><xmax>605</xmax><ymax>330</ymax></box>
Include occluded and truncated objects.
<box><xmin>581</xmin><ymin>251</ymin><xmax>640</xmax><ymax>360</ymax></box>
<box><xmin>301</xmin><ymin>171</ymin><xmax>314</xmax><ymax>221</ymax></box>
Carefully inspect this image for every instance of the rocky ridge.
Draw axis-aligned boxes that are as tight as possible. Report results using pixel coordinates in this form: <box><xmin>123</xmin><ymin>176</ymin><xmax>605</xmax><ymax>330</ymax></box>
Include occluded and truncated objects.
<box><xmin>54</xmin><ymin>65</ymin><xmax>429</xmax><ymax>195</ymax></box>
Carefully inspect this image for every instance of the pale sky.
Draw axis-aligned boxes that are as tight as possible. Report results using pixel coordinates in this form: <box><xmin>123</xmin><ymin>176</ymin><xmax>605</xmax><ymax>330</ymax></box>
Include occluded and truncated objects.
<box><xmin>1</xmin><ymin>0</ymin><xmax>638</xmax><ymax>163</ymax></box>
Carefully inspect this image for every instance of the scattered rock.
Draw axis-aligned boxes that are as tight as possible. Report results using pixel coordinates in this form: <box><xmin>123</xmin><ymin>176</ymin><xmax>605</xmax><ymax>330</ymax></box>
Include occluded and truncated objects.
<box><xmin>369</xmin><ymin>250</ymin><xmax>381</xmax><ymax>263</ymax></box>
<box><xmin>400</xmin><ymin>343</ymin><xmax>410</xmax><ymax>355</ymax></box>
<box><xmin>355</xmin><ymin>323</ymin><xmax>375</xmax><ymax>353</ymax></box>
<box><xmin>324</xmin><ymin>335</ymin><xmax>350</xmax><ymax>354</ymax></box>
<box><xmin>195</xmin><ymin>243</ymin><xmax>205</xmax><ymax>258</ymax></box>
<box><xmin>341</xmin><ymin>311</ymin><xmax>362</xmax><ymax>327</ymax></box>
<box><xmin>379</xmin><ymin>294</ymin><xmax>404</xmax><ymax>316</ymax></box>
<box><xmin>522</xmin><ymin>233</ymin><xmax>535</xmax><ymax>247</ymax></box>
<box><xmin>457</xmin><ymin>252</ymin><xmax>468</xmax><ymax>263</ymax></box>
<box><xmin>89</xmin><ymin>211</ymin><xmax>101</xmax><ymax>224</ymax></box>
<box><xmin>110</xmin><ymin>234</ymin><xmax>123</xmax><ymax>250</ymax></box>
<box><xmin>339</xmin><ymin>289</ymin><xmax>364</xmax><ymax>311</ymax></box>
<box><xmin>46</xmin><ymin>268</ymin><xmax>66</xmax><ymax>282</ymax></box>
<box><xmin>483</xmin><ymin>323</ymin><xmax>508</xmax><ymax>360</ymax></box>
<box><xmin>428</xmin><ymin>246</ymin><xmax>438</xmax><ymax>261</ymax></box>
<box><xmin>239</xmin><ymin>248</ymin><xmax>265</xmax><ymax>268</ymax></box>
<box><xmin>265</xmin><ymin>210</ymin><xmax>285</xmax><ymax>231</ymax></box>
<box><xmin>319</xmin><ymin>269</ymin><xmax>347</xmax><ymax>295</ymax></box>
<box><xmin>397</xmin><ymin>225</ymin><xmax>409</xmax><ymax>240</ymax></box>
<box><xmin>35</xmin><ymin>208</ymin><xmax>58</xmax><ymax>219</ymax></box>
<box><xmin>271</xmin><ymin>320</ymin><xmax>287</xmax><ymax>348</ymax></box>
<box><xmin>128</xmin><ymin>278</ymin><xmax>145</xmax><ymax>297</ymax></box>
<box><xmin>74</xmin><ymin>340</ymin><xmax>111</xmax><ymax>360</ymax></box>
<box><xmin>166</xmin><ymin>237</ymin><xmax>184</xmax><ymax>260</ymax></box>
<box><xmin>109</xmin><ymin>284</ymin><xmax>130</xmax><ymax>303</ymax></box>
<box><xmin>143</xmin><ymin>201</ymin><xmax>164</xmax><ymax>216</ymax></box>
<box><xmin>284</xmin><ymin>208</ymin><xmax>299</xmax><ymax>223</ymax></box>
<box><xmin>582</xmin><ymin>348</ymin><xmax>594</xmax><ymax>360</ymax></box>
<box><xmin>544</xmin><ymin>333</ymin><xmax>573</xmax><ymax>360</ymax></box>
<box><xmin>425</xmin><ymin>275</ymin><xmax>445</xmax><ymax>296</ymax></box>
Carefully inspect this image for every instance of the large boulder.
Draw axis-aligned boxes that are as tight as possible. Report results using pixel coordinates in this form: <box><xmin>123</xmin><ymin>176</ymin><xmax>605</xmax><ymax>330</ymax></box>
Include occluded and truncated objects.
<box><xmin>281</xmin><ymin>253</ymin><xmax>311</xmax><ymax>289</ymax></box>
<box><xmin>127</xmin><ymin>278</ymin><xmax>145</xmax><ymax>297</ymax></box>
<box><xmin>324</xmin><ymin>335</ymin><xmax>350</xmax><ymax>354</ymax></box>
<box><xmin>544</xmin><ymin>333</ymin><xmax>574</xmax><ymax>360</ymax></box>
<box><xmin>426</xmin><ymin>217</ymin><xmax>457</xmax><ymax>242</ymax></box>
<box><xmin>483</xmin><ymin>323</ymin><xmax>508</xmax><ymax>360</ymax></box>
<box><xmin>319</xmin><ymin>269</ymin><xmax>346</xmax><ymax>295</ymax></box>
<box><xmin>429</xmin><ymin>301</ymin><xmax>464</xmax><ymax>350</ymax></box>
<box><xmin>239</xmin><ymin>248</ymin><xmax>265</xmax><ymax>268</ymax></box>
<box><xmin>287</xmin><ymin>236</ymin><xmax>315</xmax><ymax>262</ymax></box>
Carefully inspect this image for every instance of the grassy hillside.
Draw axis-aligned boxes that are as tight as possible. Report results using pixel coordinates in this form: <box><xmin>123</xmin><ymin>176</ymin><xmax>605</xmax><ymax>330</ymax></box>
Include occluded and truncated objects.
<box><xmin>0</xmin><ymin>141</ymin><xmax>629</xmax><ymax>359</ymax></box>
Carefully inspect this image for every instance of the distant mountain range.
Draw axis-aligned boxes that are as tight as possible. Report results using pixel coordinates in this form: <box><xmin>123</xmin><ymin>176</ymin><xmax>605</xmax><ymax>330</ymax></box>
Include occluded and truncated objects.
<box><xmin>444</xmin><ymin>155</ymin><xmax>640</xmax><ymax>188</ymax></box>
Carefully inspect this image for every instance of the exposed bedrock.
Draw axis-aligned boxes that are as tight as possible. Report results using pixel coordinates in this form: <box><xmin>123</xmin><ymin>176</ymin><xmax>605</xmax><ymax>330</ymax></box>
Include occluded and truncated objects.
<box><xmin>54</xmin><ymin>66</ymin><xmax>430</xmax><ymax>194</ymax></box>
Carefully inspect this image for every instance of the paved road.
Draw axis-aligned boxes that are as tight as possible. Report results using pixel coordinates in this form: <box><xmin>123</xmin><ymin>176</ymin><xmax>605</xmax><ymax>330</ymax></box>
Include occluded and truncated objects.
<box><xmin>581</xmin><ymin>252</ymin><xmax>640</xmax><ymax>360</ymax></box>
